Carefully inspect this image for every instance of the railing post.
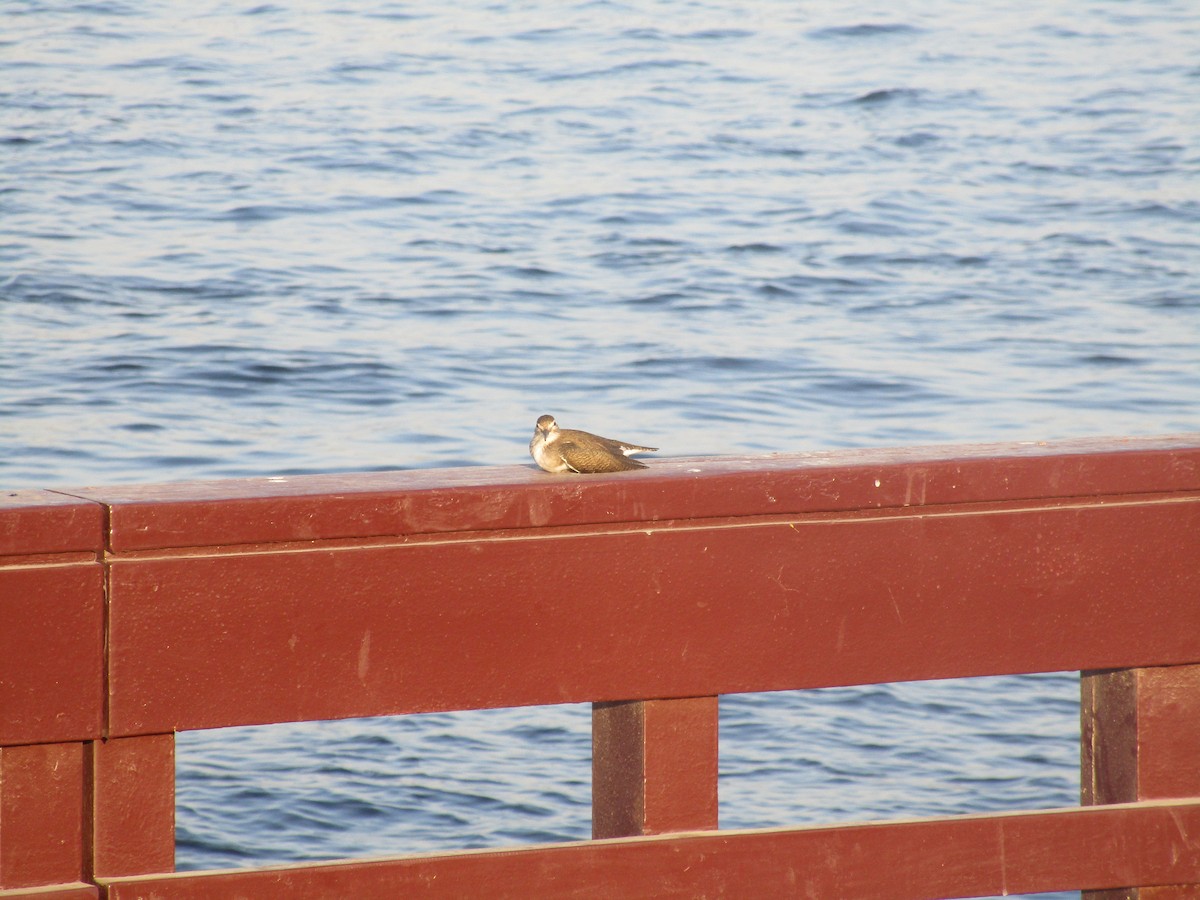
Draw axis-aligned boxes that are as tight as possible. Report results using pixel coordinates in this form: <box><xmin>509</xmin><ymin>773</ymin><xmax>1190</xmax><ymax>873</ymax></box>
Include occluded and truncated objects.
<box><xmin>88</xmin><ymin>734</ymin><xmax>176</xmax><ymax>880</ymax></box>
<box><xmin>1</xmin><ymin>492</ymin><xmax>106</xmax><ymax>895</ymax></box>
<box><xmin>592</xmin><ymin>696</ymin><xmax>719</xmax><ymax>839</ymax></box>
<box><xmin>1082</xmin><ymin>664</ymin><xmax>1200</xmax><ymax>900</ymax></box>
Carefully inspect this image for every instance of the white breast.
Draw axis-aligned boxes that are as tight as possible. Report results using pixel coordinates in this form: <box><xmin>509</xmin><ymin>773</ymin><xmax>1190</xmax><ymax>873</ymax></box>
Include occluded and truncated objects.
<box><xmin>530</xmin><ymin>433</ymin><xmax>570</xmax><ymax>473</ymax></box>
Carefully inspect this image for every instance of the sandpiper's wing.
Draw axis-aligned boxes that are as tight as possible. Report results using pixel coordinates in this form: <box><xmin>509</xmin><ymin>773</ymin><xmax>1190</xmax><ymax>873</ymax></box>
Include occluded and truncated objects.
<box><xmin>558</xmin><ymin>433</ymin><xmax>650</xmax><ymax>473</ymax></box>
<box><xmin>611</xmin><ymin>439</ymin><xmax>658</xmax><ymax>455</ymax></box>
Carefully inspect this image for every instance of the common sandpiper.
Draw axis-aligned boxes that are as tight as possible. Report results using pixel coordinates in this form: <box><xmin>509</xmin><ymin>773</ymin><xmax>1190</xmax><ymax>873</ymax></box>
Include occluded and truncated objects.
<box><xmin>529</xmin><ymin>415</ymin><xmax>658</xmax><ymax>474</ymax></box>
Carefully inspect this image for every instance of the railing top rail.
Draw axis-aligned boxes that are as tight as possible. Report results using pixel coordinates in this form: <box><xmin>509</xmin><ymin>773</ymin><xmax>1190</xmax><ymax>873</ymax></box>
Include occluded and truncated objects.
<box><xmin>0</xmin><ymin>489</ymin><xmax>104</xmax><ymax>557</ymax></box>
<box><xmin>43</xmin><ymin>433</ymin><xmax>1200</xmax><ymax>552</ymax></box>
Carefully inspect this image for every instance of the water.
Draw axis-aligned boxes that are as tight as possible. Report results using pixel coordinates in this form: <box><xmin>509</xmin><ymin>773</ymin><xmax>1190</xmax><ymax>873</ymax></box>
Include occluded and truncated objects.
<box><xmin>3</xmin><ymin>1</ymin><xmax>1198</xmax><ymax>895</ymax></box>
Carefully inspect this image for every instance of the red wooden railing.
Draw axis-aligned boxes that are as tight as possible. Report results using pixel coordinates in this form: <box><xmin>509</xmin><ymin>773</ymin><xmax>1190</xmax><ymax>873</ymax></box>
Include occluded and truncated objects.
<box><xmin>2</xmin><ymin>435</ymin><xmax>1199</xmax><ymax>899</ymax></box>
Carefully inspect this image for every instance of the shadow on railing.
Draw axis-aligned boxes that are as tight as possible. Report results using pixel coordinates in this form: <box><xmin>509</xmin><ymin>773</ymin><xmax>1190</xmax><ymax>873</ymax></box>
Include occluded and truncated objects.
<box><xmin>3</xmin><ymin>435</ymin><xmax>1199</xmax><ymax>899</ymax></box>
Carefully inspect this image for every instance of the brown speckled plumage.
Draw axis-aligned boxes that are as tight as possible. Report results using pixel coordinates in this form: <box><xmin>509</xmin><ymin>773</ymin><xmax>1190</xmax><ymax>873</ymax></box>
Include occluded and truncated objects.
<box><xmin>529</xmin><ymin>414</ymin><xmax>657</xmax><ymax>474</ymax></box>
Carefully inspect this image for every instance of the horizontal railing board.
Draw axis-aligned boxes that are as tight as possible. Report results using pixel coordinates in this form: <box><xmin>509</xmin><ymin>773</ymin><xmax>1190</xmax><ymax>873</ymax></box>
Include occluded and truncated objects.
<box><xmin>62</xmin><ymin>435</ymin><xmax>1200</xmax><ymax>552</ymax></box>
<box><xmin>0</xmin><ymin>566</ymin><xmax>105</xmax><ymax>745</ymax></box>
<box><xmin>0</xmin><ymin>491</ymin><xmax>103</xmax><ymax>557</ymax></box>
<box><xmin>99</xmin><ymin>799</ymin><xmax>1200</xmax><ymax>899</ymax></box>
<box><xmin>106</xmin><ymin>494</ymin><xmax>1200</xmax><ymax>735</ymax></box>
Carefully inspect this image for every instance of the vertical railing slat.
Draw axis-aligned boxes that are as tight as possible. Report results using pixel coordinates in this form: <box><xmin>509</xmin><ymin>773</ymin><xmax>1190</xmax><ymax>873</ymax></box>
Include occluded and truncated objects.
<box><xmin>592</xmin><ymin>696</ymin><xmax>719</xmax><ymax>839</ymax></box>
<box><xmin>1082</xmin><ymin>664</ymin><xmax>1200</xmax><ymax>900</ymax></box>
<box><xmin>88</xmin><ymin>734</ymin><xmax>176</xmax><ymax>879</ymax></box>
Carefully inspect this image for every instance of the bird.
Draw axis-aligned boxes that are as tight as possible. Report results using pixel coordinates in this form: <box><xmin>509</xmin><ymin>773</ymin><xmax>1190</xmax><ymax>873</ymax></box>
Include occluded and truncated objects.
<box><xmin>529</xmin><ymin>414</ymin><xmax>658</xmax><ymax>474</ymax></box>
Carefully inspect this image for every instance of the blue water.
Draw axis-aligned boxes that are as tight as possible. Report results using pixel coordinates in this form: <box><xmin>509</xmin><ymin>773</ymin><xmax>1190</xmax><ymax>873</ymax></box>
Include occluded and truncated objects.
<box><xmin>4</xmin><ymin>0</ymin><xmax>1199</xmax><ymax>895</ymax></box>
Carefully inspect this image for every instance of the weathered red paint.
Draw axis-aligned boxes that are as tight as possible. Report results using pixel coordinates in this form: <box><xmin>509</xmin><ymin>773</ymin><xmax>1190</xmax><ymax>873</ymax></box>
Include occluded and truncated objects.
<box><xmin>105</xmin><ymin>496</ymin><xmax>1199</xmax><ymax>735</ymax></box>
<box><xmin>593</xmin><ymin>697</ymin><xmax>719</xmax><ymax>838</ymax></box>
<box><xmin>89</xmin><ymin>735</ymin><xmax>175</xmax><ymax>878</ymax></box>
<box><xmin>1</xmin><ymin>437</ymin><xmax>1198</xmax><ymax>899</ymax></box>
<box><xmin>0</xmin><ymin>743</ymin><xmax>85</xmax><ymax>890</ymax></box>
<box><xmin>0</xmin><ymin>566</ymin><xmax>105</xmax><ymax>746</ymax></box>
<box><xmin>64</xmin><ymin>435</ymin><xmax>1200</xmax><ymax>552</ymax></box>
<box><xmin>98</xmin><ymin>800</ymin><xmax>1200</xmax><ymax>900</ymax></box>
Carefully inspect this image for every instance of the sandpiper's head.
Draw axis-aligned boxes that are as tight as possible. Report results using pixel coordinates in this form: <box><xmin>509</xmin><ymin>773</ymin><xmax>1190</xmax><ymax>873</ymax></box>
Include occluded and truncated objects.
<box><xmin>535</xmin><ymin>414</ymin><xmax>558</xmax><ymax>435</ymax></box>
